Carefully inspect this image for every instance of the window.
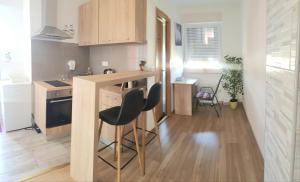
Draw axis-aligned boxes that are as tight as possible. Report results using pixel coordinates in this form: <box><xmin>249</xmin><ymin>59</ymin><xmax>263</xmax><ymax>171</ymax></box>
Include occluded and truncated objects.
<box><xmin>184</xmin><ymin>23</ymin><xmax>222</xmax><ymax>72</ymax></box>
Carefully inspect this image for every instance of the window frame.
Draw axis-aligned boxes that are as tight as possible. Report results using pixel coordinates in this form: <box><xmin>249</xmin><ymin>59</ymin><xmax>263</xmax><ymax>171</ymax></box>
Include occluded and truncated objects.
<box><xmin>183</xmin><ymin>22</ymin><xmax>223</xmax><ymax>73</ymax></box>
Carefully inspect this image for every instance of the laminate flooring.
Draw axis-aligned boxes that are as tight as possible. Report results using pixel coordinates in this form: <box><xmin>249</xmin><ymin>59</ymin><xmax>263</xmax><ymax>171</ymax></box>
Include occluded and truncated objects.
<box><xmin>1</xmin><ymin>105</ymin><xmax>264</xmax><ymax>182</ymax></box>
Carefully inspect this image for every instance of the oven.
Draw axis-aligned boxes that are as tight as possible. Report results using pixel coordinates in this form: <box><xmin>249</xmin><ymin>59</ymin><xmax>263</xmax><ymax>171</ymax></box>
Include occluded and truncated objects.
<box><xmin>46</xmin><ymin>89</ymin><xmax>72</xmax><ymax>128</ymax></box>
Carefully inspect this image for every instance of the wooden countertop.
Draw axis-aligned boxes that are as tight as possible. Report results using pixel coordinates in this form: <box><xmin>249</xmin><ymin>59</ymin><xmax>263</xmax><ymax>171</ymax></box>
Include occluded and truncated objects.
<box><xmin>34</xmin><ymin>79</ymin><xmax>144</xmax><ymax>94</ymax></box>
<box><xmin>173</xmin><ymin>79</ymin><xmax>198</xmax><ymax>85</ymax></box>
<box><xmin>70</xmin><ymin>70</ymin><xmax>155</xmax><ymax>181</ymax></box>
<box><xmin>76</xmin><ymin>70</ymin><xmax>155</xmax><ymax>86</ymax></box>
<box><xmin>34</xmin><ymin>70</ymin><xmax>153</xmax><ymax>92</ymax></box>
<box><xmin>34</xmin><ymin>80</ymin><xmax>72</xmax><ymax>91</ymax></box>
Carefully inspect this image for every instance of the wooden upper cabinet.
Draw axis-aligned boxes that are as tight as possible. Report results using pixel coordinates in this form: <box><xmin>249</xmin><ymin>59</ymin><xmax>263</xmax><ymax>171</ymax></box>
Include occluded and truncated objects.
<box><xmin>78</xmin><ymin>0</ymin><xmax>99</xmax><ymax>46</ymax></box>
<box><xmin>98</xmin><ymin>0</ymin><xmax>114</xmax><ymax>44</ymax></box>
<box><xmin>79</xmin><ymin>0</ymin><xmax>146</xmax><ymax>46</ymax></box>
<box><xmin>114</xmin><ymin>0</ymin><xmax>134</xmax><ymax>42</ymax></box>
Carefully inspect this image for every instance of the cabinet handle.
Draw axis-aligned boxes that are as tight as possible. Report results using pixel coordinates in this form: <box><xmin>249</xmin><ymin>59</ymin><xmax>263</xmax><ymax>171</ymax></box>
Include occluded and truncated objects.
<box><xmin>49</xmin><ymin>98</ymin><xmax>72</xmax><ymax>103</ymax></box>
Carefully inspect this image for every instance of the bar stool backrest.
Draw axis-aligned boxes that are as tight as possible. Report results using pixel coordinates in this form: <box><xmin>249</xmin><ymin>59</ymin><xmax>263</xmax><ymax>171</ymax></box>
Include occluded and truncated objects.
<box><xmin>116</xmin><ymin>89</ymin><xmax>144</xmax><ymax>125</ymax></box>
<box><xmin>143</xmin><ymin>82</ymin><xmax>162</xmax><ymax>111</ymax></box>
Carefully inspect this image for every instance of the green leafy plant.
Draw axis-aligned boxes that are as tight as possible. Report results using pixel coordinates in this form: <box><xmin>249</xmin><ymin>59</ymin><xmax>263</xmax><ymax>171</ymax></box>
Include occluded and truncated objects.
<box><xmin>222</xmin><ymin>55</ymin><xmax>243</xmax><ymax>102</ymax></box>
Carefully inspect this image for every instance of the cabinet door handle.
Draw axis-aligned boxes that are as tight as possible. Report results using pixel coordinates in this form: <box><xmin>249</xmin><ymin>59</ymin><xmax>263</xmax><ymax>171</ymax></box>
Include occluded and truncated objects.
<box><xmin>49</xmin><ymin>98</ymin><xmax>72</xmax><ymax>103</ymax></box>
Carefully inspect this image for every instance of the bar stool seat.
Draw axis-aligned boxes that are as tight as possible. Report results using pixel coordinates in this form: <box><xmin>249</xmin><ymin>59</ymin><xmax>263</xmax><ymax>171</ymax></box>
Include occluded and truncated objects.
<box><xmin>99</xmin><ymin>106</ymin><xmax>121</xmax><ymax>125</ymax></box>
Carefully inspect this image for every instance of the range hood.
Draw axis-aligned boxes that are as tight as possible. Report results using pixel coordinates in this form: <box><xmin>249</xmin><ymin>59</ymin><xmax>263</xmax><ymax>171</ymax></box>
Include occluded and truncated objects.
<box><xmin>34</xmin><ymin>25</ymin><xmax>72</xmax><ymax>40</ymax></box>
<box><xmin>32</xmin><ymin>0</ymin><xmax>72</xmax><ymax>40</ymax></box>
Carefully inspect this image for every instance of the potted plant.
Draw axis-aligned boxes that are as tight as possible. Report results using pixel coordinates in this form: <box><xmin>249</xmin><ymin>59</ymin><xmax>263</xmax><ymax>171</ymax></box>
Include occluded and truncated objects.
<box><xmin>222</xmin><ymin>55</ymin><xmax>243</xmax><ymax>109</ymax></box>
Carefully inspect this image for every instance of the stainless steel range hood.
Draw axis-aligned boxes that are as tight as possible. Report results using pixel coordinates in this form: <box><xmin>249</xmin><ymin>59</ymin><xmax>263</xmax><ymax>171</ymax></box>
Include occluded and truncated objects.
<box><xmin>32</xmin><ymin>0</ymin><xmax>72</xmax><ymax>40</ymax></box>
<box><xmin>34</xmin><ymin>26</ymin><xmax>72</xmax><ymax>40</ymax></box>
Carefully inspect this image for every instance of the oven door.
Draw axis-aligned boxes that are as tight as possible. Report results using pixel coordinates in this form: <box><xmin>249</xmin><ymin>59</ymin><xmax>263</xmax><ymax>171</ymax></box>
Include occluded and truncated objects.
<box><xmin>46</xmin><ymin>96</ymin><xmax>72</xmax><ymax>128</ymax></box>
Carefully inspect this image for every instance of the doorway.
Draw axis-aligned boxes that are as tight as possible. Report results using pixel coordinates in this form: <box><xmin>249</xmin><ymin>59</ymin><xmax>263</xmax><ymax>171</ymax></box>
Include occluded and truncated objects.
<box><xmin>155</xmin><ymin>8</ymin><xmax>171</xmax><ymax>122</ymax></box>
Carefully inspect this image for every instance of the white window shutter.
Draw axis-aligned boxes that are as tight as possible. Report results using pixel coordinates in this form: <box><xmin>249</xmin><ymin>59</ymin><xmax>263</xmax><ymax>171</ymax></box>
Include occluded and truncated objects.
<box><xmin>185</xmin><ymin>23</ymin><xmax>222</xmax><ymax>62</ymax></box>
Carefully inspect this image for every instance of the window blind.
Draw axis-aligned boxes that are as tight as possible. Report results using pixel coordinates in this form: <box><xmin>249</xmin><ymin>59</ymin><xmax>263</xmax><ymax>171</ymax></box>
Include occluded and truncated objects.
<box><xmin>185</xmin><ymin>23</ymin><xmax>222</xmax><ymax>62</ymax></box>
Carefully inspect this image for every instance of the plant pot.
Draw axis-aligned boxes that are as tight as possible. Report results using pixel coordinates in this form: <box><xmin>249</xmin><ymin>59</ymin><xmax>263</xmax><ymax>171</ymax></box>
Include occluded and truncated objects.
<box><xmin>229</xmin><ymin>99</ymin><xmax>238</xmax><ymax>110</ymax></box>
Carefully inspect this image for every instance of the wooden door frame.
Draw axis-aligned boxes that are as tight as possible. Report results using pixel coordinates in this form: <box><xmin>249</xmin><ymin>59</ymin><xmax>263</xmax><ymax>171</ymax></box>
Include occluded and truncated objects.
<box><xmin>155</xmin><ymin>8</ymin><xmax>172</xmax><ymax>117</ymax></box>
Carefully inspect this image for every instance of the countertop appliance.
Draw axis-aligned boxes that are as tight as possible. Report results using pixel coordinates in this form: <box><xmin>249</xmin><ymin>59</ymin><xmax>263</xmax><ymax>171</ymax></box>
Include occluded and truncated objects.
<box><xmin>45</xmin><ymin>80</ymin><xmax>71</xmax><ymax>87</ymax></box>
<box><xmin>46</xmin><ymin>89</ymin><xmax>72</xmax><ymax>128</ymax></box>
<box><xmin>103</xmin><ymin>68</ymin><xmax>116</xmax><ymax>74</ymax></box>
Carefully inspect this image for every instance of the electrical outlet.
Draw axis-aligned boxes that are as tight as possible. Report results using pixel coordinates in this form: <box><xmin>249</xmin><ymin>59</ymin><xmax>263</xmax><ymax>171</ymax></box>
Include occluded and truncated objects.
<box><xmin>102</xmin><ymin>61</ymin><xmax>109</xmax><ymax>67</ymax></box>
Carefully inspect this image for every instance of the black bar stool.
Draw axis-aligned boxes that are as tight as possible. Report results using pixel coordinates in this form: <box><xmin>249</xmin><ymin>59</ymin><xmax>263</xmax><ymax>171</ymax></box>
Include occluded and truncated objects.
<box><xmin>97</xmin><ymin>89</ymin><xmax>144</xmax><ymax>182</ymax></box>
<box><xmin>123</xmin><ymin>82</ymin><xmax>162</xmax><ymax>145</ymax></box>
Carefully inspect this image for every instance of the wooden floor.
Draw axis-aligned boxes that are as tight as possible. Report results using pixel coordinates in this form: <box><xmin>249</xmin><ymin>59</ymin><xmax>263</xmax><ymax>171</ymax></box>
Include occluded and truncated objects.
<box><xmin>4</xmin><ymin>105</ymin><xmax>264</xmax><ymax>182</ymax></box>
<box><xmin>0</xmin><ymin>129</ymin><xmax>71</xmax><ymax>181</ymax></box>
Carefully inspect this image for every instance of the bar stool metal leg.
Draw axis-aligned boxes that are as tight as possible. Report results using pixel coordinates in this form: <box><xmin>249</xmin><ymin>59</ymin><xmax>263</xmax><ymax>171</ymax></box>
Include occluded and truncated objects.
<box><xmin>114</xmin><ymin>126</ymin><xmax>117</xmax><ymax>161</ymax></box>
<box><xmin>98</xmin><ymin>120</ymin><xmax>103</xmax><ymax>143</ymax></box>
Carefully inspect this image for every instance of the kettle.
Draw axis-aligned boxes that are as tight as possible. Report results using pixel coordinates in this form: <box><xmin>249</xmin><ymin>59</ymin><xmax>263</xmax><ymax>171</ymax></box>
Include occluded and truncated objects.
<box><xmin>103</xmin><ymin>68</ymin><xmax>115</xmax><ymax>74</ymax></box>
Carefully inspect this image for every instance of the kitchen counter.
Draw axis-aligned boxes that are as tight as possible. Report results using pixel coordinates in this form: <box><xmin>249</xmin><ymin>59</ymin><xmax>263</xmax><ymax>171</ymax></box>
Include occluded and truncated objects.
<box><xmin>70</xmin><ymin>70</ymin><xmax>156</xmax><ymax>181</ymax></box>
<box><xmin>34</xmin><ymin>80</ymin><xmax>139</xmax><ymax>94</ymax></box>
<box><xmin>34</xmin><ymin>80</ymin><xmax>72</xmax><ymax>91</ymax></box>
<box><xmin>173</xmin><ymin>79</ymin><xmax>198</xmax><ymax>85</ymax></box>
<box><xmin>34</xmin><ymin>78</ymin><xmax>138</xmax><ymax>139</ymax></box>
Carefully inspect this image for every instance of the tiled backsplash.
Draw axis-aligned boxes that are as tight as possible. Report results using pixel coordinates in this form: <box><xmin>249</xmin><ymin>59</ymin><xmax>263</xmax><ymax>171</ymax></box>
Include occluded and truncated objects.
<box><xmin>89</xmin><ymin>44</ymin><xmax>147</xmax><ymax>74</ymax></box>
<box><xmin>31</xmin><ymin>40</ymin><xmax>89</xmax><ymax>81</ymax></box>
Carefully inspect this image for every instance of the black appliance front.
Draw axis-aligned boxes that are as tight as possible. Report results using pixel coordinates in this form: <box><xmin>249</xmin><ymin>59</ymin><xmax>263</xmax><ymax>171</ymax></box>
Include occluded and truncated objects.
<box><xmin>45</xmin><ymin>80</ymin><xmax>71</xmax><ymax>87</ymax></box>
<box><xmin>46</xmin><ymin>96</ymin><xmax>72</xmax><ymax>128</ymax></box>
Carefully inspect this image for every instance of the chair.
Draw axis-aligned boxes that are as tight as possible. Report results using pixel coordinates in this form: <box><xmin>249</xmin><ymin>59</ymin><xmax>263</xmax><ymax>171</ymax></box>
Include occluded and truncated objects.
<box><xmin>195</xmin><ymin>75</ymin><xmax>223</xmax><ymax>117</ymax></box>
<box><xmin>123</xmin><ymin>82</ymin><xmax>162</xmax><ymax>146</ymax></box>
<box><xmin>97</xmin><ymin>89</ymin><xmax>145</xmax><ymax>182</ymax></box>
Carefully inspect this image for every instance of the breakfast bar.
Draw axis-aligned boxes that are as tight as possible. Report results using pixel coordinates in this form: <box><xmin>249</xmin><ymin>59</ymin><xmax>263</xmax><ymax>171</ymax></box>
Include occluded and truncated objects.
<box><xmin>70</xmin><ymin>70</ymin><xmax>156</xmax><ymax>181</ymax></box>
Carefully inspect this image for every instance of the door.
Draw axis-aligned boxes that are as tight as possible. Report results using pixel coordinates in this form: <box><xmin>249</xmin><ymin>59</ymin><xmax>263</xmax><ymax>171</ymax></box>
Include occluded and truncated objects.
<box><xmin>155</xmin><ymin>16</ymin><xmax>168</xmax><ymax>121</ymax></box>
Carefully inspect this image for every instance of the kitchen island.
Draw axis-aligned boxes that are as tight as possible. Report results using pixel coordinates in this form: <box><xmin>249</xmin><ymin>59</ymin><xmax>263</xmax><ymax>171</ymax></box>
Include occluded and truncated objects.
<box><xmin>70</xmin><ymin>70</ymin><xmax>155</xmax><ymax>181</ymax></box>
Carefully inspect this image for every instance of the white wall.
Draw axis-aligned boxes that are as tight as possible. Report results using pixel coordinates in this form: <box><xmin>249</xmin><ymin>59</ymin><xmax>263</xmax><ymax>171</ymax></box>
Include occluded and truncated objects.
<box><xmin>178</xmin><ymin>2</ymin><xmax>242</xmax><ymax>102</ymax></box>
<box><xmin>242</xmin><ymin>0</ymin><xmax>266</xmax><ymax>156</ymax></box>
<box><xmin>0</xmin><ymin>0</ymin><xmax>31</xmax><ymax>82</ymax></box>
<box><xmin>147</xmin><ymin>0</ymin><xmax>184</xmax><ymax>80</ymax></box>
<box><xmin>57</xmin><ymin>0</ymin><xmax>89</xmax><ymax>43</ymax></box>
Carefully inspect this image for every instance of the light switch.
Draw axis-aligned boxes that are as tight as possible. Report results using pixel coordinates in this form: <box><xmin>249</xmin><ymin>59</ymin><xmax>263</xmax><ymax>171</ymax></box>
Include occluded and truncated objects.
<box><xmin>102</xmin><ymin>61</ymin><xmax>109</xmax><ymax>67</ymax></box>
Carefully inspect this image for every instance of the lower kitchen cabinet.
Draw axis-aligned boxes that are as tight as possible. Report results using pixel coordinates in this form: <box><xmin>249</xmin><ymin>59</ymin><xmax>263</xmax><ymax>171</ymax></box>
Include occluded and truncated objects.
<box><xmin>34</xmin><ymin>81</ymin><xmax>73</xmax><ymax>139</ymax></box>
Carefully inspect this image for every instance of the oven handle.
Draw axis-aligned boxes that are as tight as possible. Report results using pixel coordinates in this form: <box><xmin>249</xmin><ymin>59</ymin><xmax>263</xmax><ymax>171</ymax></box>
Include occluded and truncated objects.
<box><xmin>49</xmin><ymin>98</ymin><xmax>72</xmax><ymax>103</ymax></box>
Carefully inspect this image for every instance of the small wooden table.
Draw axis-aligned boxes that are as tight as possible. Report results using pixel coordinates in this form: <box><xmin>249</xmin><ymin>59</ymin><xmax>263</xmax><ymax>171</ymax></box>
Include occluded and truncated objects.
<box><xmin>173</xmin><ymin>79</ymin><xmax>198</xmax><ymax>116</ymax></box>
<box><xmin>70</xmin><ymin>71</ymin><xmax>155</xmax><ymax>181</ymax></box>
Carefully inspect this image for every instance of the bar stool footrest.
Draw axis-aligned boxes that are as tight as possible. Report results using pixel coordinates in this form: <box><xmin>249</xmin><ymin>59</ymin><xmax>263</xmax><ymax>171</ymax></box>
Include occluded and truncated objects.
<box><xmin>97</xmin><ymin>141</ymin><xmax>137</xmax><ymax>170</ymax></box>
<box><xmin>123</xmin><ymin>127</ymin><xmax>157</xmax><ymax>146</ymax></box>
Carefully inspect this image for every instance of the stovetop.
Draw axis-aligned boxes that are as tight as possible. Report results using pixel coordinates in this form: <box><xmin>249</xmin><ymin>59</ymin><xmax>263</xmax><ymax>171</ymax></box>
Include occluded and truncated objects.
<box><xmin>45</xmin><ymin>80</ymin><xmax>71</xmax><ymax>87</ymax></box>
